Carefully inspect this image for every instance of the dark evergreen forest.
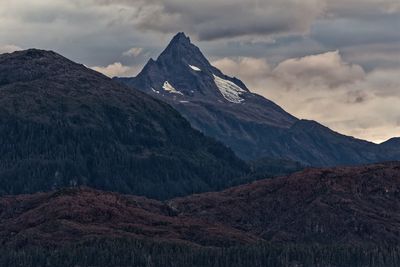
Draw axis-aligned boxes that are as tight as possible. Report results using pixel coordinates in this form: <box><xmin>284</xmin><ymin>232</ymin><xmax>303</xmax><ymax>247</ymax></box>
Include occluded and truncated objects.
<box><xmin>2</xmin><ymin>238</ymin><xmax>399</xmax><ymax>267</ymax></box>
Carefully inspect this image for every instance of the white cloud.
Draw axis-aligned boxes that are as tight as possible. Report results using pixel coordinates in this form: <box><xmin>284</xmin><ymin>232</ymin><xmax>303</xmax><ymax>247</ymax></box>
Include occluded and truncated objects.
<box><xmin>0</xmin><ymin>44</ymin><xmax>22</xmax><ymax>54</ymax></box>
<box><xmin>213</xmin><ymin>57</ymin><xmax>271</xmax><ymax>81</ymax></box>
<box><xmin>273</xmin><ymin>51</ymin><xmax>366</xmax><ymax>88</ymax></box>
<box><xmin>123</xmin><ymin>47</ymin><xmax>143</xmax><ymax>57</ymax></box>
<box><xmin>91</xmin><ymin>62</ymin><xmax>140</xmax><ymax>78</ymax></box>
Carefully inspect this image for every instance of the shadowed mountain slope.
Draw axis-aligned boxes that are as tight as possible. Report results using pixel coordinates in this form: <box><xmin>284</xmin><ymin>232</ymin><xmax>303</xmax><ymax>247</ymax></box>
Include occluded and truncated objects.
<box><xmin>0</xmin><ymin>49</ymin><xmax>249</xmax><ymax>199</ymax></box>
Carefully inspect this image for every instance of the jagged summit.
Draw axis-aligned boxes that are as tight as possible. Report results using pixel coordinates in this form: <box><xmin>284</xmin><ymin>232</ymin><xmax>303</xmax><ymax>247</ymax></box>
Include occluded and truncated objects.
<box><xmin>156</xmin><ymin>32</ymin><xmax>214</xmax><ymax>74</ymax></box>
<box><xmin>168</xmin><ymin>32</ymin><xmax>192</xmax><ymax>46</ymax></box>
<box><xmin>121</xmin><ymin>32</ymin><xmax>253</xmax><ymax>102</ymax></box>
<box><xmin>160</xmin><ymin>32</ymin><xmax>197</xmax><ymax>57</ymax></box>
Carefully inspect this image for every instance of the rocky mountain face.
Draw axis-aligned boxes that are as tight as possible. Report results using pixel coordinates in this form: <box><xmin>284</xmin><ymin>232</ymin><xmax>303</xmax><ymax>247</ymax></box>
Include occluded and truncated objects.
<box><xmin>117</xmin><ymin>33</ymin><xmax>400</xmax><ymax>166</ymax></box>
<box><xmin>0</xmin><ymin>49</ymin><xmax>250</xmax><ymax>199</ymax></box>
<box><xmin>1</xmin><ymin>162</ymin><xmax>400</xmax><ymax>248</ymax></box>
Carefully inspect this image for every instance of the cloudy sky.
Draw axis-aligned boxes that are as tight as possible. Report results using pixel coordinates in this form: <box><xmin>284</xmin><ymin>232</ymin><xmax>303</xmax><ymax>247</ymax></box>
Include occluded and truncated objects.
<box><xmin>1</xmin><ymin>0</ymin><xmax>399</xmax><ymax>143</ymax></box>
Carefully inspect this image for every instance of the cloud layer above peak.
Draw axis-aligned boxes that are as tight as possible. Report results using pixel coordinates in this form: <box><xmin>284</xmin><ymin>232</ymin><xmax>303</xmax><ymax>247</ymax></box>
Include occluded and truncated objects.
<box><xmin>129</xmin><ymin>0</ymin><xmax>326</xmax><ymax>41</ymax></box>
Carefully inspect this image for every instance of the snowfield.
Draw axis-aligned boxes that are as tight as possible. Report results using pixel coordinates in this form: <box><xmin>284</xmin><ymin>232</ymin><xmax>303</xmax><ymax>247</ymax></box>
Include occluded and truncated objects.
<box><xmin>151</xmin><ymin>88</ymin><xmax>160</xmax><ymax>94</ymax></box>
<box><xmin>213</xmin><ymin>75</ymin><xmax>245</xmax><ymax>103</ymax></box>
<box><xmin>163</xmin><ymin>81</ymin><xmax>184</xmax><ymax>95</ymax></box>
<box><xmin>189</xmin><ymin>65</ymin><xmax>201</xmax><ymax>71</ymax></box>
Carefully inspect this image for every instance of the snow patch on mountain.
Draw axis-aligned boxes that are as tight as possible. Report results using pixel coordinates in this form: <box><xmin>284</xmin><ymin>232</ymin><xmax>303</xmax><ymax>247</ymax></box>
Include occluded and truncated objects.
<box><xmin>163</xmin><ymin>81</ymin><xmax>184</xmax><ymax>95</ymax></box>
<box><xmin>213</xmin><ymin>75</ymin><xmax>245</xmax><ymax>103</ymax></box>
<box><xmin>189</xmin><ymin>65</ymin><xmax>201</xmax><ymax>71</ymax></box>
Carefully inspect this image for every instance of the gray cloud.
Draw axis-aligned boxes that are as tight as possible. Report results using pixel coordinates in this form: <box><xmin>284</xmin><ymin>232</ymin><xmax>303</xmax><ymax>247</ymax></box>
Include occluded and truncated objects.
<box><xmin>273</xmin><ymin>51</ymin><xmax>366</xmax><ymax>88</ymax></box>
<box><xmin>1</xmin><ymin>0</ymin><xmax>398</xmax><ymax>70</ymax></box>
<box><xmin>91</xmin><ymin>62</ymin><xmax>141</xmax><ymax>78</ymax></box>
<box><xmin>123</xmin><ymin>47</ymin><xmax>144</xmax><ymax>57</ymax></box>
<box><xmin>326</xmin><ymin>0</ymin><xmax>400</xmax><ymax>18</ymax></box>
<box><xmin>0</xmin><ymin>44</ymin><xmax>22</xmax><ymax>54</ymax></box>
<box><xmin>127</xmin><ymin>0</ymin><xmax>326</xmax><ymax>41</ymax></box>
<box><xmin>312</xmin><ymin>16</ymin><xmax>400</xmax><ymax>48</ymax></box>
<box><xmin>0</xmin><ymin>0</ymin><xmax>160</xmax><ymax>66</ymax></box>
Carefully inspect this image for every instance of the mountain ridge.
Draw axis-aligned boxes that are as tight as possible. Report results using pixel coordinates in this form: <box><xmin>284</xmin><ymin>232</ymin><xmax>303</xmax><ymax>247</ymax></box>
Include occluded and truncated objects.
<box><xmin>0</xmin><ymin>48</ymin><xmax>249</xmax><ymax>199</ymax></box>
<box><xmin>117</xmin><ymin>32</ymin><xmax>400</xmax><ymax>166</ymax></box>
<box><xmin>1</xmin><ymin>162</ymin><xmax>400</xmax><ymax>248</ymax></box>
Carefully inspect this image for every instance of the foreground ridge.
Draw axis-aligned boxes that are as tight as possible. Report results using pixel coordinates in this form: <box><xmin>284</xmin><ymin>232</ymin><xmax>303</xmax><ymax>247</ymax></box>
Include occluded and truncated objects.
<box><xmin>1</xmin><ymin>162</ymin><xmax>400</xmax><ymax>247</ymax></box>
<box><xmin>1</xmin><ymin>162</ymin><xmax>400</xmax><ymax>266</ymax></box>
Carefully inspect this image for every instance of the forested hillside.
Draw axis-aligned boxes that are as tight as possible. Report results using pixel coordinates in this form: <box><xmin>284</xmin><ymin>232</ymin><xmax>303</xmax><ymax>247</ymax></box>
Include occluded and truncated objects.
<box><xmin>2</xmin><ymin>238</ymin><xmax>399</xmax><ymax>267</ymax></box>
<box><xmin>1</xmin><ymin>163</ymin><xmax>400</xmax><ymax>266</ymax></box>
<box><xmin>0</xmin><ymin>49</ymin><xmax>249</xmax><ymax>199</ymax></box>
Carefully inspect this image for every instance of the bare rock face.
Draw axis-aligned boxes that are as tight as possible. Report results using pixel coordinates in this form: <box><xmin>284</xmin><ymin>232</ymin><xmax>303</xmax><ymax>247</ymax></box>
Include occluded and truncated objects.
<box><xmin>0</xmin><ymin>49</ymin><xmax>249</xmax><ymax>199</ymax></box>
<box><xmin>117</xmin><ymin>33</ymin><xmax>400</xmax><ymax>166</ymax></box>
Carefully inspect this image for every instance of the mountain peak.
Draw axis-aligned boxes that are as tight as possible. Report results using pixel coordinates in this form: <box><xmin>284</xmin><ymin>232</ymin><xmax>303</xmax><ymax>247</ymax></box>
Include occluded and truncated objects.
<box><xmin>0</xmin><ymin>48</ymin><xmax>95</xmax><ymax>87</ymax></box>
<box><xmin>126</xmin><ymin>32</ymin><xmax>252</xmax><ymax>100</ymax></box>
<box><xmin>163</xmin><ymin>32</ymin><xmax>193</xmax><ymax>53</ymax></box>
<box><xmin>381</xmin><ymin>137</ymin><xmax>400</xmax><ymax>147</ymax></box>
<box><xmin>157</xmin><ymin>33</ymin><xmax>210</xmax><ymax>67</ymax></box>
<box><xmin>1</xmin><ymin>48</ymin><xmax>63</xmax><ymax>62</ymax></box>
<box><xmin>0</xmin><ymin>48</ymin><xmax>80</xmax><ymax>68</ymax></box>
<box><xmin>170</xmin><ymin>32</ymin><xmax>191</xmax><ymax>45</ymax></box>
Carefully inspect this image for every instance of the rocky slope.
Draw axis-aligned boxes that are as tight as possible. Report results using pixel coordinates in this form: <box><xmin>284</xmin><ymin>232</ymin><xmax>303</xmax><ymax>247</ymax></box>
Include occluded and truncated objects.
<box><xmin>117</xmin><ymin>33</ymin><xmax>400</xmax><ymax>166</ymax></box>
<box><xmin>0</xmin><ymin>49</ymin><xmax>249</xmax><ymax>199</ymax></box>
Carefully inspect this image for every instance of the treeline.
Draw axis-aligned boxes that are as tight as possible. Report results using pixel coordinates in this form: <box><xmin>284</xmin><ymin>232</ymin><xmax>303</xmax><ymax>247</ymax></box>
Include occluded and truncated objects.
<box><xmin>2</xmin><ymin>238</ymin><xmax>400</xmax><ymax>267</ymax></box>
<box><xmin>224</xmin><ymin>158</ymin><xmax>303</xmax><ymax>189</ymax></box>
<box><xmin>0</xmin><ymin>115</ymin><xmax>302</xmax><ymax>200</ymax></box>
<box><xmin>0</xmin><ymin>111</ymin><xmax>249</xmax><ymax>200</ymax></box>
